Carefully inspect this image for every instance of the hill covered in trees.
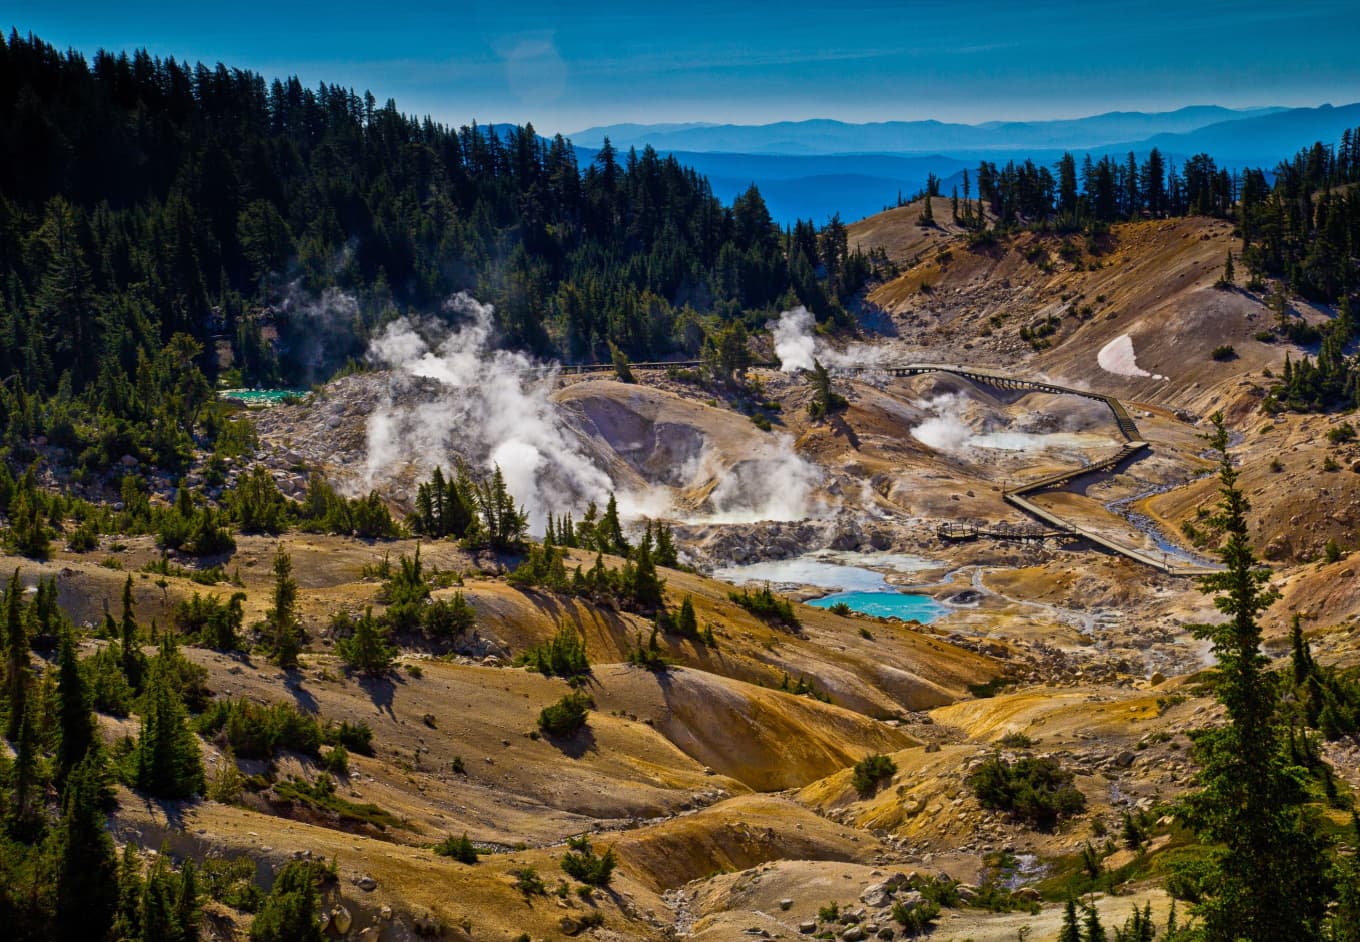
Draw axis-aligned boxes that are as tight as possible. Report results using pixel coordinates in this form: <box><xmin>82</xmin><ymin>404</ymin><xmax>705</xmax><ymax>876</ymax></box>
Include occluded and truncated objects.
<box><xmin>0</xmin><ymin>30</ymin><xmax>889</xmax><ymax>475</ymax></box>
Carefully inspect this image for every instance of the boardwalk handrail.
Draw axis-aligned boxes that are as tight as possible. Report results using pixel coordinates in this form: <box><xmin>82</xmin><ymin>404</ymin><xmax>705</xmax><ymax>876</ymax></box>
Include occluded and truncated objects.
<box><xmin>557</xmin><ymin>358</ymin><xmax>1213</xmax><ymax>575</ymax></box>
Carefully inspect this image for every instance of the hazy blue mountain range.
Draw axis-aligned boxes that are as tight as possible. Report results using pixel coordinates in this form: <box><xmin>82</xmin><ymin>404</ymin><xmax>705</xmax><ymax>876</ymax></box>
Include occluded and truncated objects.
<box><xmin>552</xmin><ymin>104</ymin><xmax>1360</xmax><ymax>225</ymax></box>
<box><xmin>571</xmin><ymin>106</ymin><xmax>1289</xmax><ymax>155</ymax></box>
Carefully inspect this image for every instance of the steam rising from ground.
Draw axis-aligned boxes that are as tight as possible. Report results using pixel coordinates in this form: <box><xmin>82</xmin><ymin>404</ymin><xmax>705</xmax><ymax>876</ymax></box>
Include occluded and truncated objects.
<box><xmin>363</xmin><ymin>293</ymin><xmax>826</xmax><ymax>530</ymax></box>
<box><xmin>772</xmin><ymin>306</ymin><xmax>880</xmax><ymax>372</ymax></box>
<box><xmin>910</xmin><ymin>393</ymin><xmax>1116</xmax><ymax>454</ymax></box>
<box><xmin>686</xmin><ymin>434</ymin><xmax>826</xmax><ymax>524</ymax></box>
<box><xmin>910</xmin><ymin>394</ymin><xmax>976</xmax><ymax>452</ymax></box>
<box><xmin>364</xmin><ymin>294</ymin><xmax>617</xmax><ymax>532</ymax></box>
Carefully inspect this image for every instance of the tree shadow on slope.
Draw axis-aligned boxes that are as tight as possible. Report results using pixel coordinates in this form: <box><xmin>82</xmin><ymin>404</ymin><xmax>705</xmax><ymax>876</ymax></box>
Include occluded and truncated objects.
<box><xmin>356</xmin><ymin>672</ymin><xmax>400</xmax><ymax>719</ymax></box>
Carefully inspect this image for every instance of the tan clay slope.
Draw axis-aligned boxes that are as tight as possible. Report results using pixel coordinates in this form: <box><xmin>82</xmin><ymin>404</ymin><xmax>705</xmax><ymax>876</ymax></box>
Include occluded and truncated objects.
<box><xmin>851</xmin><ymin>211</ymin><xmax>1322</xmax><ymax>413</ymax></box>
<box><xmin>591</xmin><ymin>664</ymin><xmax>915</xmax><ymax>791</ymax></box>
<box><xmin>847</xmin><ymin>195</ymin><xmax>969</xmax><ymax>262</ymax></box>
<box><xmin>796</xmin><ymin>685</ymin><xmax>1206</xmax><ymax>849</ymax></box>
<box><xmin>1145</xmin><ymin>410</ymin><xmax>1360</xmax><ymax>568</ymax></box>
<box><xmin>17</xmin><ymin>524</ymin><xmax>999</xmax><ymax>723</ymax></box>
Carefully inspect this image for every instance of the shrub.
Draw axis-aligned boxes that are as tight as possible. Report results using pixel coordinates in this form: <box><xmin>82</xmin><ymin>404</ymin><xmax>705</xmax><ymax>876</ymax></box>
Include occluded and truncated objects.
<box><xmin>319</xmin><ymin>744</ymin><xmax>350</xmax><ymax>776</ymax></box>
<box><xmin>173</xmin><ymin>591</ymin><xmax>246</xmax><ymax>651</ymax></box>
<box><xmin>560</xmin><ymin>835</ymin><xmax>617</xmax><ymax>886</ymax></box>
<box><xmin>433</xmin><ymin>833</ymin><xmax>480</xmax><ymax>864</ymax></box>
<box><xmin>539</xmin><ymin>691</ymin><xmax>592</xmax><ymax>736</ymax></box>
<box><xmin>196</xmin><ymin>698</ymin><xmax>322</xmax><ymax>759</ymax></box>
<box><xmin>728</xmin><ymin>584</ymin><xmax>801</xmax><ymax>630</ymax></box>
<box><xmin>1328</xmin><ymin>422</ymin><xmax>1357</xmax><ymax>445</ymax></box>
<box><xmin>511</xmin><ymin>866</ymin><xmax>546</xmax><ymax>896</ymax></box>
<box><xmin>851</xmin><ymin>753</ymin><xmax>898</xmax><ymax>795</ymax></box>
<box><xmin>325</xmin><ymin>719</ymin><xmax>375</xmax><ymax>756</ymax></box>
<box><xmin>892</xmin><ymin>898</ymin><xmax>941</xmax><ymax>932</ymax></box>
<box><xmin>333</xmin><ymin>608</ymin><xmax>396</xmax><ymax>676</ymax></box>
<box><xmin>1210</xmin><ymin>345</ymin><xmax>1237</xmax><ymax>361</ymax></box>
<box><xmin>966</xmin><ymin>755</ymin><xmax>1086</xmax><ymax>828</ymax></box>
<box><xmin>517</xmin><ymin>622</ymin><xmax>590</xmax><ymax>679</ymax></box>
<box><xmin>249</xmin><ymin>859</ymin><xmax>326</xmax><ymax>942</ymax></box>
<box><xmin>201</xmin><ymin>855</ymin><xmax>264</xmax><ymax>913</ymax></box>
<box><xmin>67</xmin><ymin>521</ymin><xmax>99</xmax><ymax>552</ymax></box>
<box><xmin>999</xmin><ymin>732</ymin><xmax>1035</xmax><ymax>749</ymax></box>
<box><xmin>829</xmin><ymin>601</ymin><xmax>852</xmax><ymax>617</ymax></box>
<box><xmin>422</xmin><ymin>591</ymin><xmax>476</xmax><ymax>639</ymax></box>
<box><xmin>273</xmin><ymin>774</ymin><xmax>402</xmax><ymax>830</ymax></box>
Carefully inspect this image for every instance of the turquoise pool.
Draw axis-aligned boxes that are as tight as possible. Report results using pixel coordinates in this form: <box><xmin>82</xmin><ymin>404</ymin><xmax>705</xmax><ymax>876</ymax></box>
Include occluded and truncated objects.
<box><xmin>808</xmin><ymin>590</ymin><xmax>947</xmax><ymax>623</ymax></box>
<box><xmin>219</xmin><ymin>388</ymin><xmax>310</xmax><ymax>405</ymax></box>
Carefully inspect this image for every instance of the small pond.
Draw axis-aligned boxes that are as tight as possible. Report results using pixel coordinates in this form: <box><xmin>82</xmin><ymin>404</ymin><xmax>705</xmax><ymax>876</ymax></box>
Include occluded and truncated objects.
<box><xmin>219</xmin><ymin>388</ymin><xmax>310</xmax><ymax>406</ymax></box>
<box><xmin>712</xmin><ymin>551</ymin><xmax>949</xmax><ymax>623</ymax></box>
<box><xmin>806</xmin><ymin>590</ymin><xmax>948</xmax><ymax>622</ymax></box>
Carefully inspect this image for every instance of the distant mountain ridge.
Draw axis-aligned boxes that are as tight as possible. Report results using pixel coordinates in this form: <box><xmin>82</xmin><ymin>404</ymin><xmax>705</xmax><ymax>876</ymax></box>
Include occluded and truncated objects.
<box><xmin>559</xmin><ymin>103</ymin><xmax>1360</xmax><ymax>226</ymax></box>
<box><xmin>572</xmin><ymin>105</ymin><xmax>1291</xmax><ymax>155</ymax></box>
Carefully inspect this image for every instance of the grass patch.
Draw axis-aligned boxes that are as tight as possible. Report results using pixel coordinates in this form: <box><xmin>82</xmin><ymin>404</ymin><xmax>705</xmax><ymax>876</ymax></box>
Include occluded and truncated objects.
<box><xmin>273</xmin><ymin>774</ymin><xmax>404</xmax><ymax>830</ymax></box>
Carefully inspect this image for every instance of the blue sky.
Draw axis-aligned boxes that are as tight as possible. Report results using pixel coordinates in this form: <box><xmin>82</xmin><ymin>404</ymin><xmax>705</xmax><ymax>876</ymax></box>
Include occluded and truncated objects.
<box><xmin>7</xmin><ymin>0</ymin><xmax>1359</xmax><ymax>132</ymax></box>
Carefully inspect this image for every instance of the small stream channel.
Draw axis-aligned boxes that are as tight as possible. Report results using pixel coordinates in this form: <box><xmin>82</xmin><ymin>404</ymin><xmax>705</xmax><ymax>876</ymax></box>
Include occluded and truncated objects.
<box><xmin>1102</xmin><ymin>476</ymin><xmax>1219</xmax><ymax>569</ymax></box>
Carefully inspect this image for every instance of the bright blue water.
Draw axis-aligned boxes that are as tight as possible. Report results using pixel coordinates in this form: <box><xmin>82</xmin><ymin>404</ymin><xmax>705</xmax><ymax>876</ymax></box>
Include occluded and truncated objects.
<box><xmin>807</xmin><ymin>590</ymin><xmax>947</xmax><ymax>623</ymax></box>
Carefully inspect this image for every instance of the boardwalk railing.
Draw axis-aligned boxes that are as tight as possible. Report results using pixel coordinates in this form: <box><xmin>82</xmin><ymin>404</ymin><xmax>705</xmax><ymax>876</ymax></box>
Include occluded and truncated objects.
<box><xmin>555</xmin><ymin>358</ymin><xmax>1214</xmax><ymax>576</ymax></box>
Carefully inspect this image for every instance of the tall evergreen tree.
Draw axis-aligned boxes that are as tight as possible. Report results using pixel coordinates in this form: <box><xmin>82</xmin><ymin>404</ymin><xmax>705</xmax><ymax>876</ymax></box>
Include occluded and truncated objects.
<box><xmin>1179</xmin><ymin>413</ymin><xmax>1328</xmax><ymax>941</ymax></box>
<box><xmin>266</xmin><ymin>546</ymin><xmax>302</xmax><ymax>669</ymax></box>
<box><xmin>54</xmin><ymin>752</ymin><xmax>119</xmax><ymax>942</ymax></box>
<box><xmin>54</xmin><ymin>624</ymin><xmax>95</xmax><ymax>785</ymax></box>
<box><xmin>4</xmin><ymin>568</ymin><xmax>29</xmax><ymax>740</ymax></box>
<box><xmin>120</xmin><ymin>575</ymin><xmax>145</xmax><ymax>693</ymax></box>
<box><xmin>132</xmin><ymin>648</ymin><xmax>205</xmax><ymax>799</ymax></box>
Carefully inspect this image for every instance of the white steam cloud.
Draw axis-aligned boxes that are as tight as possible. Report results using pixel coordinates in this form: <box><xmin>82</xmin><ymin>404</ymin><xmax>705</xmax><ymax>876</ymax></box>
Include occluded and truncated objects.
<box><xmin>362</xmin><ymin>293</ymin><xmax>828</xmax><ymax>532</ymax></box>
<box><xmin>771</xmin><ymin>306</ymin><xmax>882</xmax><ymax>372</ymax></box>
<box><xmin>682</xmin><ymin>433</ymin><xmax>827</xmax><ymax>524</ymax></box>
<box><xmin>910</xmin><ymin>393</ymin><xmax>975</xmax><ymax>452</ymax></box>
<box><xmin>363</xmin><ymin>293</ymin><xmax>617</xmax><ymax>532</ymax></box>
<box><xmin>772</xmin><ymin>306</ymin><xmax>820</xmax><ymax>372</ymax></box>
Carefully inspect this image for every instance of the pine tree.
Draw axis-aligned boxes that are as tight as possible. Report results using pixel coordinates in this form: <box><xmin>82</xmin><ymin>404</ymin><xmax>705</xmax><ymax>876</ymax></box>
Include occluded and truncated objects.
<box><xmin>598</xmin><ymin>493</ymin><xmax>629</xmax><ymax>556</ymax></box>
<box><xmin>10</xmin><ymin>700</ymin><xmax>38</xmax><ymax>832</ymax></box>
<box><xmin>807</xmin><ymin>359</ymin><xmax>847</xmax><ymax>419</ymax></box>
<box><xmin>55</xmin><ymin>624</ymin><xmax>95</xmax><ymax>785</ymax></box>
<box><xmin>112</xmin><ymin>844</ymin><xmax>145</xmax><ymax>942</ymax></box>
<box><xmin>336</xmin><ymin>608</ymin><xmax>395</xmax><ymax>676</ymax></box>
<box><xmin>1058</xmin><ymin>897</ymin><xmax>1081</xmax><ymax>942</ymax></box>
<box><xmin>1291</xmin><ymin>613</ymin><xmax>1315</xmax><ymax>686</ymax></box>
<box><xmin>1180</xmin><ymin>413</ymin><xmax>1328</xmax><ymax>941</ymax></box>
<box><xmin>249</xmin><ymin>860</ymin><xmax>325</xmax><ymax>942</ymax></box>
<box><xmin>677</xmin><ymin>595</ymin><xmax>698</xmax><ymax>638</ymax></box>
<box><xmin>266</xmin><ymin>546</ymin><xmax>302</xmax><ymax>669</ymax></box>
<box><xmin>133</xmin><ymin>652</ymin><xmax>205</xmax><ymax>799</ymax></box>
<box><xmin>1330</xmin><ymin>810</ymin><xmax>1360</xmax><ymax>941</ymax></box>
<box><xmin>1084</xmin><ymin>903</ymin><xmax>1108</xmax><ymax>942</ymax></box>
<box><xmin>54</xmin><ymin>752</ymin><xmax>119</xmax><ymax>942</ymax></box>
<box><xmin>4</xmin><ymin>568</ymin><xmax>29</xmax><ymax>740</ymax></box>
<box><xmin>120</xmin><ymin>575</ymin><xmax>145</xmax><ymax>692</ymax></box>
<box><xmin>654</xmin><ymin>522</ymin><xmax>678</xmax><ymax>568</ymax></box>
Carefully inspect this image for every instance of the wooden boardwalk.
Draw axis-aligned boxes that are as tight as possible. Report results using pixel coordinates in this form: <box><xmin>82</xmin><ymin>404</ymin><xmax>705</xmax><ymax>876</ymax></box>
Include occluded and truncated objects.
<box><xmin>553</xmin><ymin>358</ymin><xmax>1217</xmax><ymax>576</ymax></box>
<box><xmin>836</xmin><ymin>363</ymin><xmax>1216</xmax><ymax>576</ymax></box>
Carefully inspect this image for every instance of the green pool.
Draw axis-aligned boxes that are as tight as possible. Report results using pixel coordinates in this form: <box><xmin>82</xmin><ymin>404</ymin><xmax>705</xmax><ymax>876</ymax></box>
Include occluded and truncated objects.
<box><xmin>219</xmin><ymin>388</ymin><xmax>310</xmax><ymax>406</ymax></box>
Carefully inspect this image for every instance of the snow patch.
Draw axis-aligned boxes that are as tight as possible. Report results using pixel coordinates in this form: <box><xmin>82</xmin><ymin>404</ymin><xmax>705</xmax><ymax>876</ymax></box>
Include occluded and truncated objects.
<box><xmin>1097</xmin><ymin>334</ymin><xmax>1166</xmax><ymax>380</ymax></box>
